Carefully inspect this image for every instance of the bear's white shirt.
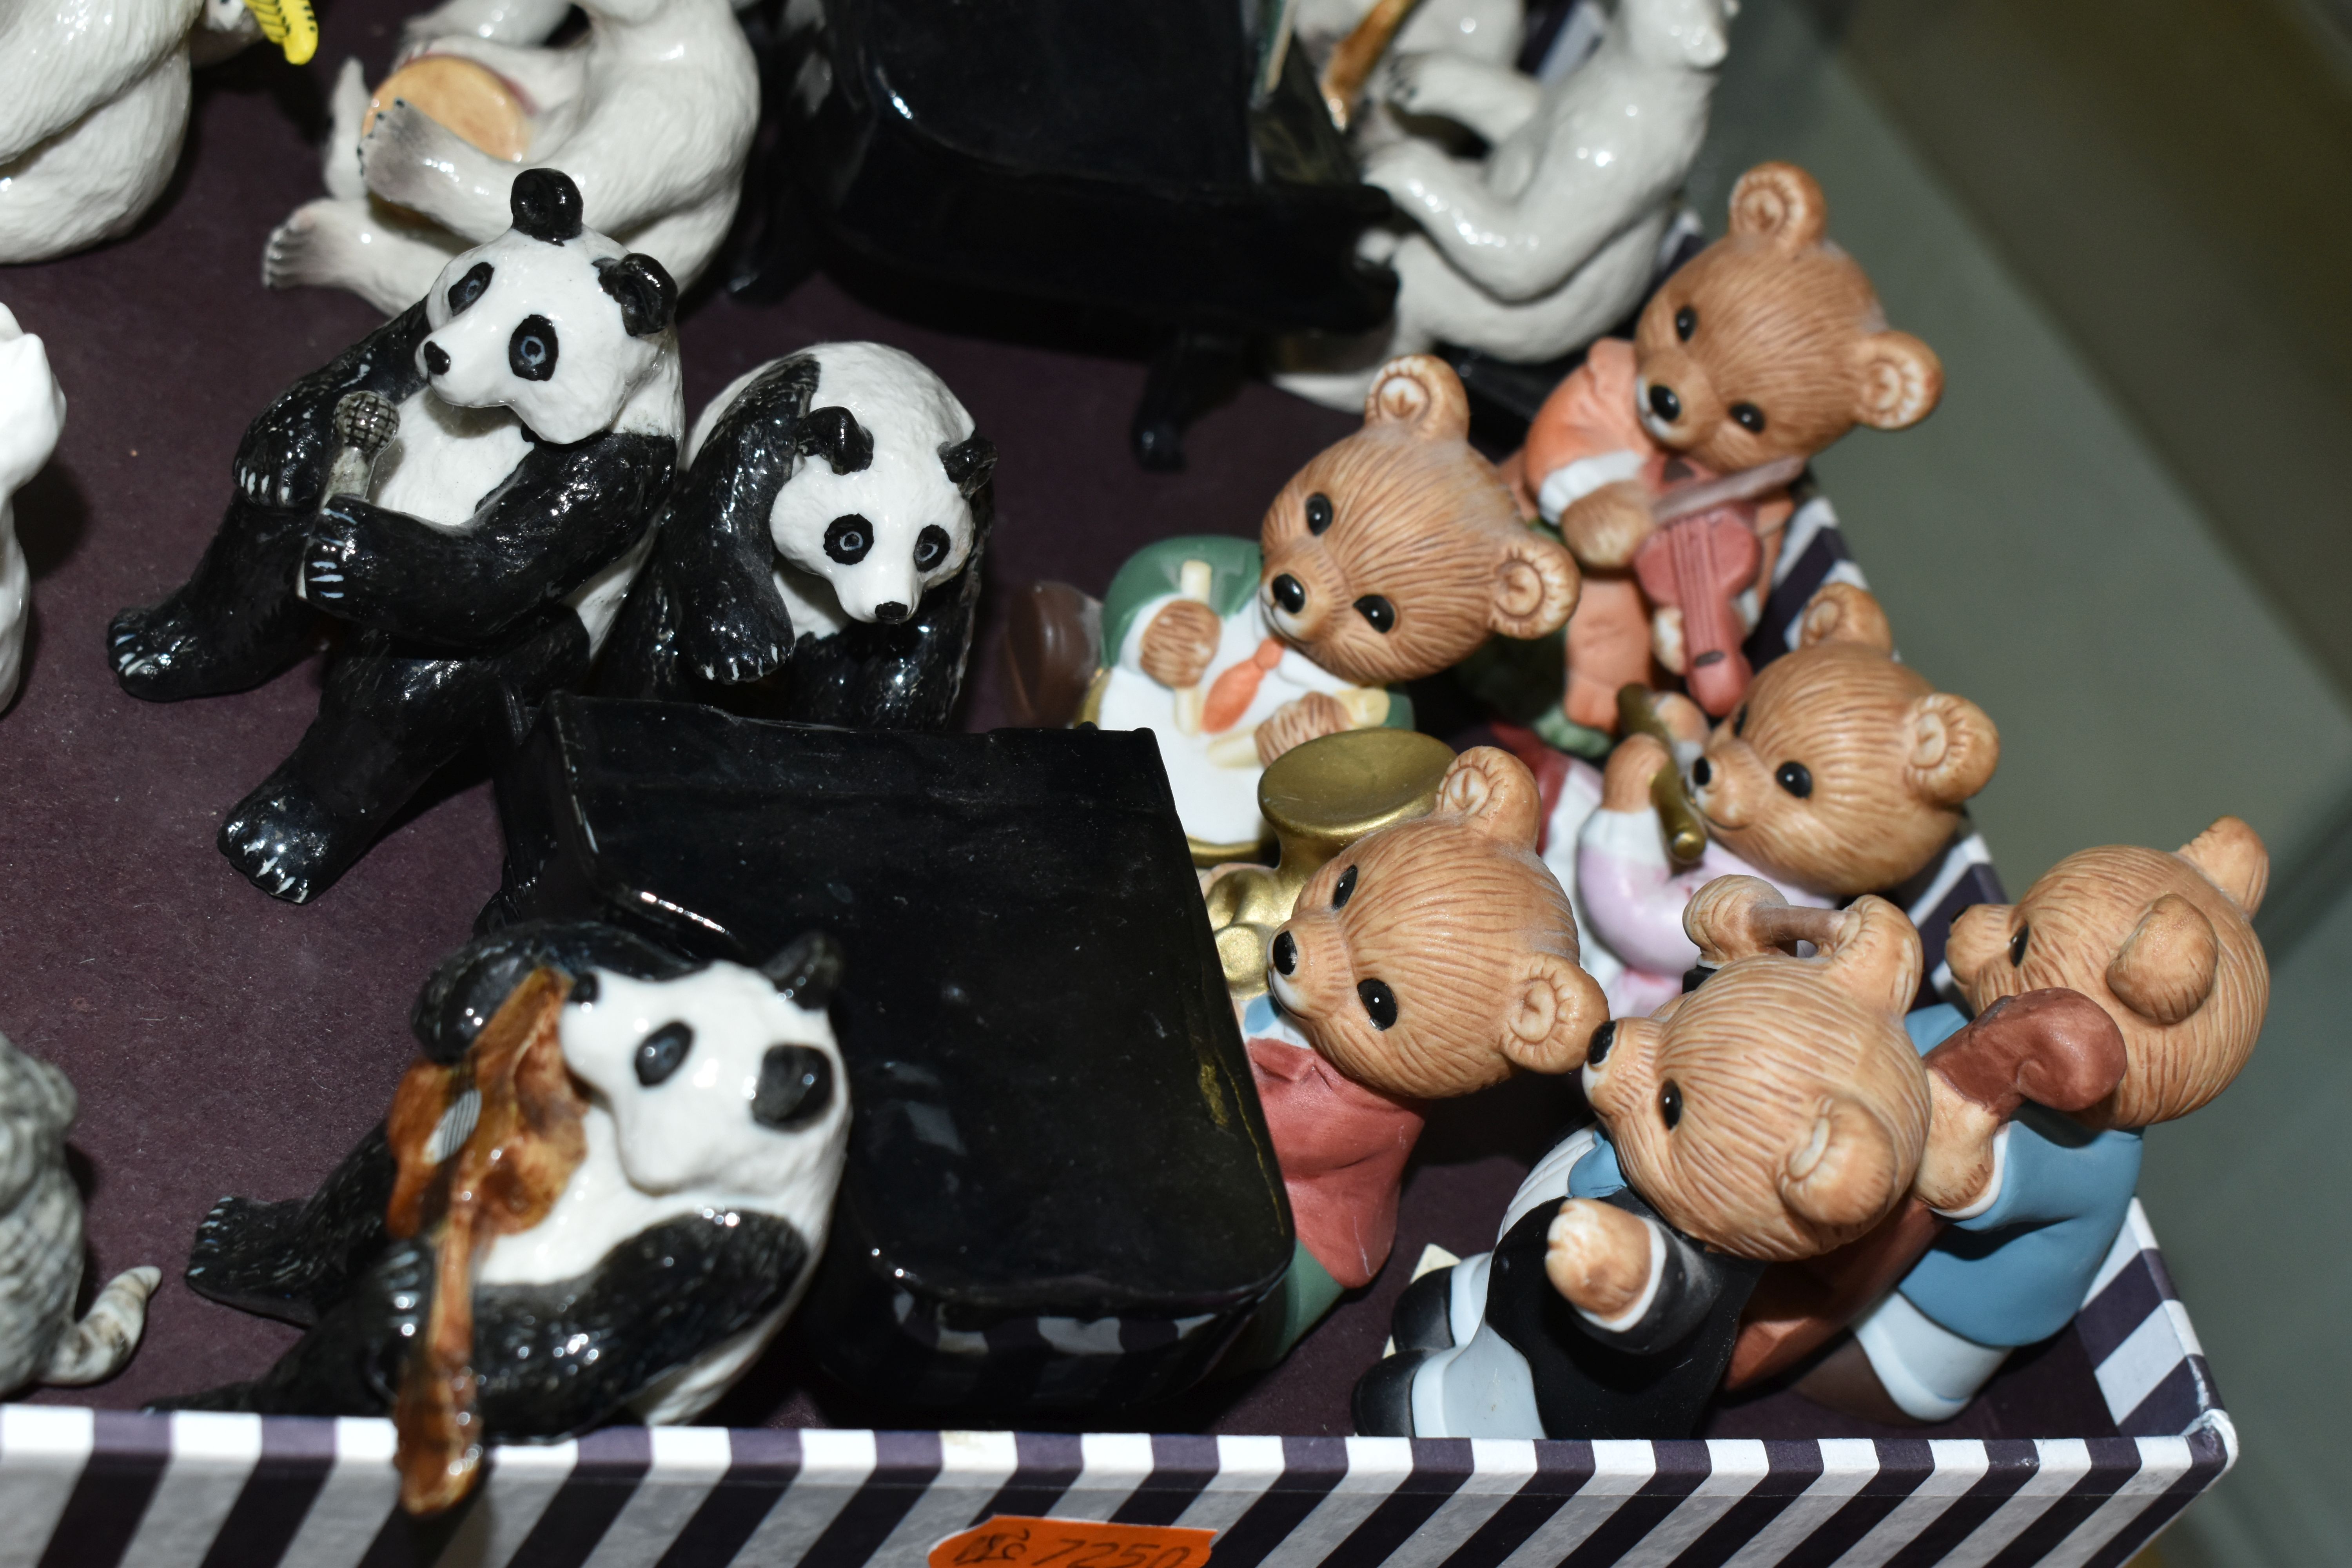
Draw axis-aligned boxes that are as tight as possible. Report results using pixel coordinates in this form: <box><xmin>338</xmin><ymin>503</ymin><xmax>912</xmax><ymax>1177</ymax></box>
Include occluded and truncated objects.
<box><xmin>1098</xmin><ymin>592</ymin><xmax>1371</xmax><ymax>849</ymax></box>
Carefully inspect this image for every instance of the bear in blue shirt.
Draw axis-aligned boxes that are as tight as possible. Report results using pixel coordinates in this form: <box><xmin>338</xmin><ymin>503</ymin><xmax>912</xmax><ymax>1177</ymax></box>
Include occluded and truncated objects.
<box><xmin>1826</xmin><ymin>819</ymin><xmax>2270</xmax><ymax>1421</ymax></box>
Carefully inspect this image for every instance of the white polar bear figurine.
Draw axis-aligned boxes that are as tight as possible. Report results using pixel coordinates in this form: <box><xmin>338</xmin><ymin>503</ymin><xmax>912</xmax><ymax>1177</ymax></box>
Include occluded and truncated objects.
<box><xmin>0</xmin><ymin>306</ymin><xmax>65</xmax><ymax>713</ymax></box>
<box><xmin>1275</xmin><ymin>0</ymin><xmax>1729</xmax><ymax>412</ymax></box>
<box><xmin>265</xmin><ymin>0</ymin><xmax>758</xmax><ymax>316</ymax></box>
<box><xmin>0</xmin><ymin>0</ymin><xmax>260</xmax><ymax>264</ymax></box>
<box><xmin>0</xmin><ymin>1030</ymin><xmax>161</xmax><ymax>1396</ymax></box>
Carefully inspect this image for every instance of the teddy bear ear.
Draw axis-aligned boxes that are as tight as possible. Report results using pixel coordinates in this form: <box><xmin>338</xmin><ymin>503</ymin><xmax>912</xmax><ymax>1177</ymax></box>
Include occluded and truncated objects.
<box><xmin>2178</xmin><ymin>815</ymin><xmax>2269</xmax><ymax>916</ymax></box>
<box><xmin>1779</xmin><ymin>1096</ymin><xmax>1905</xmax><ymax>1232</ymax></box>
<box><xmin>1816</xmin><ymin>895</ymin><xmax>1926</xmax><ymax>1017</ymax></box>
<box><xmin>1905</xmin><ymin>692</ymin><xmax>2000</xmax><ymax>808</ymax></box>
<box><xmin>1729</xmin><ymin>162</ymin><xmax>1829</xmax><ymax>254</ymax></box>
<box><xmin>1489</xmin><ymin>531</ymin><xmax>1581</xmax><ymax>639</ymax></box>
<box><xmin>1499</xmin><ymin>951</ymin><xmax>1612</xmax><ymax>1074</ymax></box>
<box><xmin>1436</xmin><ymin>746</ymin><xmax>1544</xmax><ymax>847</ymax></box>
<box><xmin>2106</xmin><ymin>893</ymin><xmax>2220</xmax><ymax>1027</ymax></box>
<box><xmin>1853</xmin><ymin>331</ymin><xmax>1944</xmax><ymax>431</ymax></box>
<box><xmin>1685</xmin><ymin>875</ymin><xmax>1835</xmax><ymax>964</ymax></box>
<box><xmin>1363</xmin><ymin>354</ymin><xmax>1472</xmax><ymax>441</ymax></box>
<box><xmin>1944</xmin><ymin>902</ymin><xmax>2014</xmax><ymax>991</ymax></box>
<box><xmin>1795</xmin><ymin>581</ymin><xmax>1894</xmax><ymax>653</ymax></box>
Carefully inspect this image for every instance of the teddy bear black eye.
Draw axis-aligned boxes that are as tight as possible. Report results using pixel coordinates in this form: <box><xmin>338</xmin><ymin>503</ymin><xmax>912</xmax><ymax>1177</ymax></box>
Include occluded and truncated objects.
<box><xmin>634</xmin><ymin>1020</ymin><xmax>693</xmax><ymax>1087</ymax></box>
<box><xmin>1357</xmin><ymin>978</ymin><xmax>1397</xmax><ymax>1030</ymax></box>
<box><xmin>825</xmin><ymin>513</ymin><xmax>874</xmax><ymax>565</ymax></box>
<box><xmin>1306</xmin><ymin>493</ymin><xmax>1334</xmax><ymax>535</ymax></box>
<box><xmin>509</xmin><ymin>315</ymin><xmax>559</xmax><ymax>382</ymax></box>
<box><xmin>1730</xmin><ymin>402</ymin><xmax>1766</xmax><ymax>434</ymax></box>
<box><xmin>752</xmin><ymin>1044</ymin><xmax>834</xmax><ymax>1129</ymax></box>
<box><xmin>1660</xmin><ymin>1080</ymin><xmax>1683</xmax><ymax>1129</ymax></box>
<box><xmin>913</xmin><ymin>524</ymin><xmax>951</xmax><ymax>573</ymax></box>
<box><xmin>1732</xmin><ymin>704</ymin><xmax>1748</xmax><ymax>738</ymax></box>
<box><xmin>1674</xmin><ymin>305</ymin><xmax>1696</xmax><ymax>341</ymax></box>
<box><xmin>1332</xmin><ymin>864</ymin><xmax>1357</xmax><ymax>909</ymax></box>
<box><xmin>447</xmin><ymin>261</ymin><xmax>494</xmax><ymax>316</ymax></box>
<box><xmin>2009</xmin><ymin>924</ymin><xmax>2030</xmax><ymax>967</ymax></box>
<box><xmin>1774</xmin><ymin>761</ymin><xmax>1813</xmax><ymax>798</ymax></box>
<box><xmin>1354</xmin><ymin>595</ymin><xmax>1396</xmax><ymax>633</ymax></box>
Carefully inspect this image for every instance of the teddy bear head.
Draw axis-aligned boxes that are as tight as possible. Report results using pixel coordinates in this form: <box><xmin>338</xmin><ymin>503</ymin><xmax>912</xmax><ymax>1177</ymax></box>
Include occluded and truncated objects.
<box><xmin>1257</xmin><ymin>356</ymin><xmax>1580</xmax><ymax>688</ymax></box>
<box><xmin>1630</xmin><ymin>163</ymin><xmax>1942</xmax><ymax>476</ymax></box>
<box><xmin>1267</xmin><ymin>747</ymin><xmax>1609</xmax><ymax>1100</ymax></box>
<box><xmin>1688</xmin><ymin>583</ymin><xmax>1998</xmax><ymax>898</ymax></box>
<box><xmin>1583</xmin><ymin>877</ymin><xmax>1934</xmax><ymax>1260</ymax></box>
<box><xmin>1946</xmin><ymin>818</ymin><xmax>2269</xmax><ymax>1129</ymax></box>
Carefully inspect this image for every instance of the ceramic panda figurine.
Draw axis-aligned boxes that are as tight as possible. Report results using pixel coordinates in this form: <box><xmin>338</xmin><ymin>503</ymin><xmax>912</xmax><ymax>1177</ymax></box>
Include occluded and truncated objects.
<box><xmin>107</xmin><ymin>170</ymin><xmax>684</xmax><ymax>904</ymax></box>
<box><xmin>162</xmin><ymin>919</ymin><xmax>849</xmax><ymax>1436</ymax></box>
<box><xmin>602</xmin><ymin>341</ymin><xmax>996</xmax><ymax>728</ymax></box>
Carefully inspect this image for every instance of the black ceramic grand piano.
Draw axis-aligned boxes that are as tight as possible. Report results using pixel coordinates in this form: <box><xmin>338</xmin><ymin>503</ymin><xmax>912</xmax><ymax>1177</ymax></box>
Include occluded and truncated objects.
<box><xmin>730</xmin><ymin>0</ymin><xmax>1397</xmax><ymax>467</ymax></box>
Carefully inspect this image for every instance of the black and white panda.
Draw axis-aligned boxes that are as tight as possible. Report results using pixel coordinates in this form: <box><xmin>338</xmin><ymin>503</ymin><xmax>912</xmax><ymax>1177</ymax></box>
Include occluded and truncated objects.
<box><xmin>164</xmin><ymin>920</ymin><xmax>849</xmax><ymax>1435</ymax></box>
<box><xmin>602</xmin><ymin>341</ymin><xmax>996</xmax><ymax>728</ymax></box>
<box><xmin>107</xmin><ymin>169</ymin><xmax>684</xmax><ymax>904</ymax></box>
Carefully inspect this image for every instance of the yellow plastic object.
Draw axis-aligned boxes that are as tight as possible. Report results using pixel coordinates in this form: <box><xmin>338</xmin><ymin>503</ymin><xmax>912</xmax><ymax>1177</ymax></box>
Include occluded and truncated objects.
<box><xmin>243</xmin><ymin>0</ymin><xmax>319</xmax><ymax>65</ymax></box>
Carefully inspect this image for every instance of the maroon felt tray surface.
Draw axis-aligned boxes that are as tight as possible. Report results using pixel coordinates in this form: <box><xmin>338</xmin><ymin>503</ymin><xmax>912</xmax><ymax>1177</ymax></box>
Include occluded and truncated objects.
<box><xmin>3</xmin><ymin>0</ymin><xmax>2110</xmax><ymax>1445</ymax></box>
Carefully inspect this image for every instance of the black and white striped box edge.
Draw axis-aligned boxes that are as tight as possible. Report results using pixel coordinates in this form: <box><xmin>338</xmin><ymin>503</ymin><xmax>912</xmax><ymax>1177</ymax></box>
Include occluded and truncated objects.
<box><xmin>0</xmin><ymin>1198</ymin><xmax>2233</xmax><ymax>1568</ymax></box>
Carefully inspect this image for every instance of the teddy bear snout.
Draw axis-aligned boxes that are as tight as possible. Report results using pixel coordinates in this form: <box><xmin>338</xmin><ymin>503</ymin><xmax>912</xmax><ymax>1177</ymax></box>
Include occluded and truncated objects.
<box><xmin>1648</xmin><ymin>383</ymin><xmax>1682</xmax><ymax>424</ymax></box>
<box><xmin>1267</xmin><ymin>909</ymin><xmax>1352</xmax><ymax>1018</ymax></box>
<box><xmin>1580</xmin><ymin>1019</ymin><xmax>1649</xmax><ymax>1115</ymax></box>
<box><xmin>1690</xmin><ymin>742</ymin><xmax>1756</xmax><ymax>828</ymax></box>
<box><xmin>422</xmin><ymin>341</ymin><xmax>451</xmax><ymax>377</ymax></box>
<box><xmin>1260</xmin><ymin>554</ymin><xmax>1339</xmax><ymax>641</ymax></box>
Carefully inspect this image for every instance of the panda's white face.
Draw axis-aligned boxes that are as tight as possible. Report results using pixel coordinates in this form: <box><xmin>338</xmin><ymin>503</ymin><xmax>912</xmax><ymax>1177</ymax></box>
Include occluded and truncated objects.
<box><xmin>762</xmin><ymin>342</ymin><xmax>979</xmax><ymax>624</ymax></box>
<box><xmin>560</xmin><ymin>962</ymin><xmax>849</xmax><ymax>1205</ymax></box>
<box><xmin>419</xmin><ymin>227</ymin><xmax>671</xmax><ymax>447</ymax></box>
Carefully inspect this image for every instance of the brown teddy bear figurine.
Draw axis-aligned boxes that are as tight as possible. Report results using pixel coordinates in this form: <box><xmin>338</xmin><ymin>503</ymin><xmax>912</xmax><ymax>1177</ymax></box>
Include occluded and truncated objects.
<box><xmin>1685</xmin><ymin>582</ymin><xmax>1998</xmax><ymax>898</ymax></box>
<box><xmin>1001</xmin><ymin>356</ymin><xmax>1581</xmax><ymax>860</ymax></box>
<box><xmin>1564</xmin><ymin>581</ymin><xmax>1997</xmax><ymax>1012</ymax></box>
<box><xmin>1792</xmin><ymin>817</ymin><xmax>2270</xmax><ymax>1424</ymax></box>
<box><xmin>1503</xmin><ymin>161</ymin><xmax>1942</xmax><ymax>737</ymax></box>
<box><xmin>1222</xmin><ymin>746</ymin><xmax>1609</xmax><ymax>1367</ymax></box>
<box><xmin>1356</xmin><ymin>877</ymin><xmax>1935</xmax><ymax>1439</ymax></box>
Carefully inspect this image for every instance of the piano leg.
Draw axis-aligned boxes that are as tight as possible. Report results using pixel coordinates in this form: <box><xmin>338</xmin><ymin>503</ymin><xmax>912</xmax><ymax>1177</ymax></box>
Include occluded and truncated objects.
<box><xmin>1131</xmin><ymin>329</ymin><xmax>1247</xmax><ymax>471</ymax></box>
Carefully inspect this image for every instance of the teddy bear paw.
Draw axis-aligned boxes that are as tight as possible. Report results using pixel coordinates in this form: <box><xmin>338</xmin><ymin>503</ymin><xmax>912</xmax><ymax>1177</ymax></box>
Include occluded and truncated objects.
<box><xmin>1254</xmin><ymin>691</ymin><xmax>1352</xmax><ymax>767</ymax></box>
<box><xmin>1138</xmin><ymin>599</ymin><xmax>1221</xmax><ymax>689</ymax></box>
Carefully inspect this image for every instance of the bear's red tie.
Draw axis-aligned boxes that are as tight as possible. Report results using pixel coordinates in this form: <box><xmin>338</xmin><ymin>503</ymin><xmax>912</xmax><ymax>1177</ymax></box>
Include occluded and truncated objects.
<box><xmin>1202</xmin><ymin>638</ymin><xmax>1288</xmax><ymax>733</ymax></box>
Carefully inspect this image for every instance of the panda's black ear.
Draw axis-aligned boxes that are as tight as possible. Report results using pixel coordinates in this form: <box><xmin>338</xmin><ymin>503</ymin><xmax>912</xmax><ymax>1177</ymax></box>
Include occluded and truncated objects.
<box><xmin>795</xmin><ymin>407</ymin><xmax>873</xmax><ymax>475</ymax></box>
<box><xmin>510</xmin><ymin>169</ymin><xmax>585</xmax><ymax>244</ymax></box>
<box><xmin>413</xmin><ymin>918</ymin><xmax>691</xmax><ymax>1062</ymax></box>
<box><xmin>595</xmin><ymin>254</ymin><xmax>678</xmax><ymax>338</ymax></box>
<box><xmin>761</xmin><ymin>931</ymin><xmax>844</xmax><ymax>1010</ymax></box>
<box><xmin>940</xmin><ymin>434</ymin><xmax>996</xmax><ymax>499</ymax></box>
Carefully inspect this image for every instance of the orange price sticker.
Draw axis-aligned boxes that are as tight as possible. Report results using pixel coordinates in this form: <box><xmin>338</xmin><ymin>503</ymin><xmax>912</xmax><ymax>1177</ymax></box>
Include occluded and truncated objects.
<box><xmin>929</xmin><ymin>1517</ymin><xmax>1216</xmax><ymax>1568</ymax></box>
